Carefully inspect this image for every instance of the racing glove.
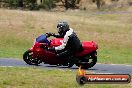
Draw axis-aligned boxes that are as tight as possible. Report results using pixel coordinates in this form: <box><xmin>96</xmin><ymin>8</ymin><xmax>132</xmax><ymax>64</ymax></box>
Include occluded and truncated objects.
<box><xmin>46</xmin><ymin>32</ymin><xmax>55</xmax><ymax>37</ymax></box>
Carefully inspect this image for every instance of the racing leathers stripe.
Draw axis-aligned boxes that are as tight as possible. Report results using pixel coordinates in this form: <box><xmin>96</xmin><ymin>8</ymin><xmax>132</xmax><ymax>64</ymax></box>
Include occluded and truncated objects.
<box><xmin>55</xmin><ymin>28</ymin><xmax>73</xmax><ymax>51</ymax></box>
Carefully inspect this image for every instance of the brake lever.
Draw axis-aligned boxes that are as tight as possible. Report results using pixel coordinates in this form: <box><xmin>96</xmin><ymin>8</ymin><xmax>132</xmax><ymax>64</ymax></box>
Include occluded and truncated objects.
<box><xmin>45</xmin><ymin>33</ymin><xmax>50</xmax><ymax>38</ymax></box>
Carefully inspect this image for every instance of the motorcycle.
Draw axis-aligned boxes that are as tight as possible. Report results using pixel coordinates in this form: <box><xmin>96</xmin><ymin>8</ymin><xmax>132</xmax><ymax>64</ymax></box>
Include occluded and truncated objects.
<box><xmin>23</xmin><ymin>34</ymin><xmax>98</xmax><ymax>69</ymax></box>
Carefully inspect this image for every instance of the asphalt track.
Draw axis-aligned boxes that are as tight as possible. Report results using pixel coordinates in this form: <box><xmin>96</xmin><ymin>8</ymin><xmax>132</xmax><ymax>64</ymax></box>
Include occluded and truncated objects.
<box><xmin>0</xmin><ymin>58</ymin><xmax>132</xmax><ymax>74</ymax></box>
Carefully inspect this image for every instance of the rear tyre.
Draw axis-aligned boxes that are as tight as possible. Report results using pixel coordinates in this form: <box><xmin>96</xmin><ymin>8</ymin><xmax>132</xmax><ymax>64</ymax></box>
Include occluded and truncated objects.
<box><xmin>78</xmin><ymin>51</ymin><xmax>97</xmax><ymax>69</ymax></box>
<box><xmin>23</xmin><ymin>50</ymin><xmax>42</xmax><ymax>65</ymax></box>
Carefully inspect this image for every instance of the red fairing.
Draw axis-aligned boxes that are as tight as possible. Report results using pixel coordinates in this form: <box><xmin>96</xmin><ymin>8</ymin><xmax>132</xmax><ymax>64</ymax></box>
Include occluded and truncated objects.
<box><xmin>76</xmin><ymin>41</ymin><xmax>98</xmax><ymax>57</ymax></box>
<box><xmin>23</xmin><ymin>33</ymin><xmax>99</xmax><ymax>69</ymax></box>
<box><xmin>25</xmin><ymin>37</ymin><xmax>98</xmax><ymax>66</ymax></box>
<box><xmin>30</xmin><ymin>42</ymin><xmax>44</xmax><ymax>58</ymax></box>
<box><xmin>50</xmin><ymin>38</ymin><xmax>98</xmax><ymax>57</ymax></box>
<box><xmin>50</xmin><ymin>38</ymin><xmax>63</xmax><ymax>47</ymax></box>
<box><xmin>30</xmin><ymin>41</ymin><xmax>65</xmax><ymax>65</ymax></box>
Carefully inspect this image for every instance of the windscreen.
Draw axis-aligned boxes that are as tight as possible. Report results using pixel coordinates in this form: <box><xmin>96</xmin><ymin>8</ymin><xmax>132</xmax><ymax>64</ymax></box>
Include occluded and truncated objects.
<box><xmin>36</xmin><ymin>34</ymin><xmax>49</xmax><ymax>43</ymax></box>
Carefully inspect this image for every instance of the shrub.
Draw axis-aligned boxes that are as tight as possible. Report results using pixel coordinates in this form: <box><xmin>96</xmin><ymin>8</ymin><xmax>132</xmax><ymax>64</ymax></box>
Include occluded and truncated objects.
<box><xmin>6</xmin><ymin>0</ymin><xmax>18</xmax><ymax>8</ymax></box>
<box><xmin>40</xmin><ymin>0</ymin><xmax>56</xmax><ymax>10</ymax></box>
<box><xmin>23</xmin><ymin>0</ymin><xmax>39</xmax><ymax>10</ymax></box>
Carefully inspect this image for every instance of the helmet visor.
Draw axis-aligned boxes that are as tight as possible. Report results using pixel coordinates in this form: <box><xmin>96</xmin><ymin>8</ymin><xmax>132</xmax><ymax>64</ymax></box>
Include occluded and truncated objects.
<box><xmin>57</xmin><ymin>25</ymin><xmax>62</xmax><ymax>33</ymax></box>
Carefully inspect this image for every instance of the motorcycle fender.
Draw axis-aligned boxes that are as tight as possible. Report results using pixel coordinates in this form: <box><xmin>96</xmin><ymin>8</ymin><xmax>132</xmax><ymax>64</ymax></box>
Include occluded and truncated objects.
<box><xmin>29</xmin><ymin>48</ymin><xmax>38</xmax><ymax>59</ymax></box>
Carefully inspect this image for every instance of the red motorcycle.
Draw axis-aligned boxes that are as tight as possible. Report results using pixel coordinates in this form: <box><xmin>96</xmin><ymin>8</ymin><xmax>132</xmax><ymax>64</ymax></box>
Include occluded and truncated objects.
<box><xmin>23</xmin><ymin>34</ymin><xmax>98</xmax><ymax>69</ymax></box>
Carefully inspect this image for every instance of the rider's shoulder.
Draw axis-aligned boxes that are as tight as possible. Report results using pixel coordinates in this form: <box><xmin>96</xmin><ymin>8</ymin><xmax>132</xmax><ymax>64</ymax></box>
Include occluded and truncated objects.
<box><xmin>69</xmin><ymin>28</ymin><xmax>74</xmax><ymax>31</ymax></box>
<box><xmin>65</xmin><ymin>28</ymin><xmax>73</xmax><ymax>36</ymax></box>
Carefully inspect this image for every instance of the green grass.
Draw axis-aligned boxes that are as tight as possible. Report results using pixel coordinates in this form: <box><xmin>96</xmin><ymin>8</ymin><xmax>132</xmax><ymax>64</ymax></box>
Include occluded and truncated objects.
<box><xmin>0</xmin><ymin>67</ymin><xmax>131</xmax><ymax>88</ymax></box>
<box><xmin>0</xmin><ymin>36</ymin><xmax>31</xmax><ymax>58</ymax></box>
<box><xmin>0</xmin><ymin>9</ymin><xmax>132</xmax><ymax>65</ymax></box>
<box><xmin>99</xmin><ymin>48</ymin><xmax>132</xmax><ymax>64</ymax></box>
<box><xmin>0</xmin><ymin>4</ymin><xmax>132</xmax><ymax>88</ymax></box>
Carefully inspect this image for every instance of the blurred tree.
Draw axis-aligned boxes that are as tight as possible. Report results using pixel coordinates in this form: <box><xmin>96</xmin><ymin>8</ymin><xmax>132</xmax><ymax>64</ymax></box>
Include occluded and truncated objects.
<box><xmin>39</xmin><ymin>0</ymin><xmax>56</xmax><ymax>10</ymax></box>
<box><xmin>61</xmin><ymin>0</ymin><xmax>81</xmax><ymax>10</ymax></box>
<box><xmin>24</xmin><ymin>0</ymin><xmax>38</xmax><ymax>10</ymax></box>
<box><xmin>93</xmin><ymin>0</ymin><xmax>105</xmax><ymax>9</ymax></box>
<box><xmin>8</xmin><ymin>0</ymin><xmax>18</xmax><ymax>8</ymax></box>
<box><xmin>41</xmin><ymin>0</ymin><xmax>43</xmax><ymax>3</ymax></box>
<box><xmin>43</xmin><ymin>0</ymin><xmax>55</xmax><ymax>10</ymax></box>
<box><xmin>96</xmin><ymin>0</ymin><xmax>101</xmax><ymax>9</ymax></box>
<box><xmin>18</xmin><ymin>0</ymin><xmax>23</xmax><ymax>7</ymax></box>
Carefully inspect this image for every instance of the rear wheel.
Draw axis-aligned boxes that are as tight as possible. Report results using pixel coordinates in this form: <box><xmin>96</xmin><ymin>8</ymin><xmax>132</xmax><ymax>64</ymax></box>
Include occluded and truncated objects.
<box><xmin>23</xmin><ymin>50</ymin><xmax>42</xmax><ymax>65</ymax></box>
<box><xmin>78</xmin><ymin>51</ymin><xmax>97</xmax><ymax>69</ymax></box>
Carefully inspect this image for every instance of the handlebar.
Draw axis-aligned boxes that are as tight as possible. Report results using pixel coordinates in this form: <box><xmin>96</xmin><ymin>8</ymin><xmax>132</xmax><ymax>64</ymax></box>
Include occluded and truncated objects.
<box><xmin>45</xmin><ymin>32</ymin><xmax>55</xmax><ymax>38</ymax></box>
<box><xmin>45</xmin><ymin>33</ymin><xmax>50</xmax><ymax>38</ymax></box>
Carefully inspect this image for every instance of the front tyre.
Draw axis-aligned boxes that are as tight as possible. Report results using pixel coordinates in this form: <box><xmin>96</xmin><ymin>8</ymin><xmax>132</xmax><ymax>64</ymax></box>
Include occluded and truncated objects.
<box><xmin>23</xmin><ymin>50</ymin><xmax>42</xmax><ymax>65</ymax></box>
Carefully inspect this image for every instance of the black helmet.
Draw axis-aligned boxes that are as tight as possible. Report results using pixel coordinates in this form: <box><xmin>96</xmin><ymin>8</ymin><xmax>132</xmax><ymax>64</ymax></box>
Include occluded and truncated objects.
<box><xmin>57</xmin><ymin>21</ymin><xmax>69</xmax><ymax>35</ymax></box>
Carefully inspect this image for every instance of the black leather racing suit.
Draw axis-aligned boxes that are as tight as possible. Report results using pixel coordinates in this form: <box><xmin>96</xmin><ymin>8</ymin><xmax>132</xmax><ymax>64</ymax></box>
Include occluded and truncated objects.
<box><xmin>53</xmin><ymin>28</ymin><xmax>82</xmax><ymax>58</ymax></box>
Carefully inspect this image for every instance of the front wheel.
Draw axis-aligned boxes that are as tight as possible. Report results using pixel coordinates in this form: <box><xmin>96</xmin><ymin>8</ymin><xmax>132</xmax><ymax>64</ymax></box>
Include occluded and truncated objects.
<box><xmin>77</xmin><ymin>51</ymin><xmax>97</xmax><ymax>69</ymax></box>
<box><xmin>23</xmin><ymin>50</ymin><xmax>42</xmax><ymax>65</ymax></box>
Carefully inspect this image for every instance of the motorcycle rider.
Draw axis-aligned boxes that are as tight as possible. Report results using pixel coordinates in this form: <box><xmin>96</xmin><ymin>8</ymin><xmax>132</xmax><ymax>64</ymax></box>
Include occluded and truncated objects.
<box><xmin>46</xmin><ymin>21</ymin><xmax>82</xmax><ymax>59</ymax></box>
